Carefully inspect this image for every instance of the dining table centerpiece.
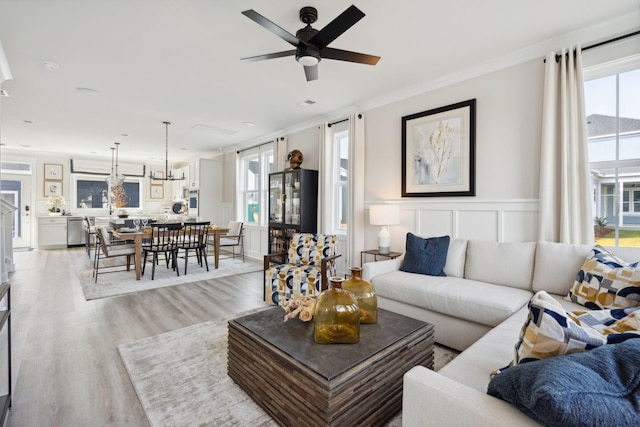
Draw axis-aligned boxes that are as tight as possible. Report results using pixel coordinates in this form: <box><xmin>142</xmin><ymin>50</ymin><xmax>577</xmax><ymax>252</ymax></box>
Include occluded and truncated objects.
<box><xmin>47</xmin><ymin>195</ymin><xmax>65</xmax><ymax>215</ymax></box>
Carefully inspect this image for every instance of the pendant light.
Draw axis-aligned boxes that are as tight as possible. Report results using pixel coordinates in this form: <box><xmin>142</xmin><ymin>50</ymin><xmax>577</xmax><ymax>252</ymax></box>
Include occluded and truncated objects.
<box><xmin>149</xmin><ymin>121</ymin><xmax>185</xmax><ymax>181</ymax></box>
<box><xmin>106</xmin><ymin>142</ymin><xmax>125</xmax><ymax>186</ymax></box>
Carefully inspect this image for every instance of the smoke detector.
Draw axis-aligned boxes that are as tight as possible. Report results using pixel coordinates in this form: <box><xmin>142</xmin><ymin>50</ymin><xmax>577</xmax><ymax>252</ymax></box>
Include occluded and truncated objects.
<box><xmin>42</xmin><ymin>61</ymin><xmax>59</xmax><ymax>72</ymax></box>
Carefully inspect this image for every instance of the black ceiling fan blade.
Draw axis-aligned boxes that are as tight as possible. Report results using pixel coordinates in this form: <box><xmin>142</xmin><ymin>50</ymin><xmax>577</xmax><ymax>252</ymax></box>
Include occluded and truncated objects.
<box><xmin>308</xmin><ymin>5</ymin><xmax>365</xmax><ymax>50</ymax></box>
<box><xmin>304</xmin><ymin>65</ymin><xmax>318</xmax><ymax>81</ymax></box>
<box><xmin>242</xmin><ymin>9</ymin><xmax>307</xmax><ymax>47</ymax></box>
<box><xmin>321</xmin><ymin>47</ymin><xmax>380</xmax><ymax>65</ymax></box>
<box><xmin>241</xmin><ymin>50</ymin><xmax>296</xmax><ymax>62</ymax></box>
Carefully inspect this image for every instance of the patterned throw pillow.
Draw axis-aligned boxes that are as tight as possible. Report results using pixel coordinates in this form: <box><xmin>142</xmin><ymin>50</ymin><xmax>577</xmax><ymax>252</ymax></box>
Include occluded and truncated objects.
<box><xmin>513</xmin><ymin>291</ymin><xmax>640</xmax><ymax>365</ymax></box>
<box><xmin>566</xmin><ymin>245</ymin><xmax>640</xmax><ymax>309</ymax></box>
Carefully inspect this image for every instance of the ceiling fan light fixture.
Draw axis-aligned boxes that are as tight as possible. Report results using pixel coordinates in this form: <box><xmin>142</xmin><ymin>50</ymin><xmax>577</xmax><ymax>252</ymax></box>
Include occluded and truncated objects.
<box><xmin>297</xmin><ymin>55</ymin><xmax>319</xmax><ymax>66</ymax></box>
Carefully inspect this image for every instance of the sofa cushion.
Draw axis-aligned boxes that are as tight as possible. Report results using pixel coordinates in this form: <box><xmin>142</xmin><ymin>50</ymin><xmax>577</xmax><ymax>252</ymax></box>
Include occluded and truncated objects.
<box><xmin>532</xmin><ymin>241</ymin><xmax>592</xmax><ymax>295</ymax></box>
<box><xmin>487</xmin><ymin>338</ymin><xmax>640</xmax><ymax>427</ymax></box>
<box><xmin>465</xmin><ymin>241</ymin><xmax>536</xmax><ymax>290</ymax></box>
<box><xmin>438</xmin><ymin>294</ymin><xmax>586</xmax><ymax>393</ymax></box>
<box><xmin>444</xmin><ymin>238</ymin><xmax>467</xmax><ymax>278</ymax></box>
<box><xmin>401</xmin><ymin>233</ymin><xmax>449</xmax><ymax>276</ymax></box>
<box><xmin>567</xmin><ymin>246</ymin><xmax>640</xmax><ymax>309</ymax></box>
<box><xmin>514</xmin><ymin>290</ymin><xmax>640</xmax><ymax>365</ymax></box>
<box><xmin>371</xmin><ymin>271</ymin><xmax>532</xmax><ymax>328</ymax></box>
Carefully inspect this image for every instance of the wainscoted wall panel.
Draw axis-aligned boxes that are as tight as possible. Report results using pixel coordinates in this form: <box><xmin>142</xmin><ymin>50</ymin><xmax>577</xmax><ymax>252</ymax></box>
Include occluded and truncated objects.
<box><xmin>457</xmin><ymin>210</ymin><xmax>499</xmax><ymax>241</ymax></box>
<box><xmin>242</xmin><ymin>226</ymin><xmax>264</xmax><ymax>261</ymax></box>
<box><xmin>365</xmin><ymin>200</ymin><xmax>539</xmax><ymax>256</ymax></box>
<box><xmin>502</xmin><ymin>210</ymin><xmax>538</xmax><ymax>242</ymax></box>
<box><xmin>417</xmin><ymin>209</ymin><xmax>453</xmax><ymax>238</ymax></box>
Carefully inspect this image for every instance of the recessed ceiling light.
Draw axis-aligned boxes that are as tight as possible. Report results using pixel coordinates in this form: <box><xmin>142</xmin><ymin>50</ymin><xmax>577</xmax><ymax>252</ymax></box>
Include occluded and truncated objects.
<box><xmin>75</xmin><ymin>87</ymin><xmax>100</xmax><ymax>96</ymax></box>
<box><xmin>42</xmin><ymin>61</ymin><xmax>59</xmax><ymax>72</ymax></box>
<box><xmin>242</xmin><ymin>121</ymin><xmax>256</xmax><ymax>127</ymax></box>
<box><xmin>297</xmin><ymin>99</ymin><xmax>316</xmax><ymax>107</ymax></box>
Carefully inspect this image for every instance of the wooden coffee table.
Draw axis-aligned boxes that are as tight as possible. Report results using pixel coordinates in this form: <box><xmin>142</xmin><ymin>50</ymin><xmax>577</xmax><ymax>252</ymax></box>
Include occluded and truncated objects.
<box><xmin>228</xmin><ymin>307</ymin><xmax>434</xmax><ymax>427</ymax></box>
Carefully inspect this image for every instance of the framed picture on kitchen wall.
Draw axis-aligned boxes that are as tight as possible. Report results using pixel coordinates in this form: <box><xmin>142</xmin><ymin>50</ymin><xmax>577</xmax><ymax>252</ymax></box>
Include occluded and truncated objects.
<box><xmin>150</xmin><ymin>184</ymin><xmax>164</xmax><ymax>199</ymax></box>
<box><xmin>44</xmin><ymin>163</ymin><xmax>63</xmax><ymax>181</ymax></box>
<box><xmin>44</xmin><ymin>181</ymin><xmax>63</xmax><ymax>197</ymax></box>
<box><xmin>402</xmin><ymin>99</ymin><xmax>476</xmax><ymax>197</ymax></box>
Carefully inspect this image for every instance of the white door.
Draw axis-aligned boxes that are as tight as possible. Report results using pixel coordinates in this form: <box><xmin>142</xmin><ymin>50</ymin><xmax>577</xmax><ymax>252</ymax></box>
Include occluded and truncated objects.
<box><xmin>1</xmin><ymin>174</ymin><xmax>33</xmax><ymax>248</ymax></box>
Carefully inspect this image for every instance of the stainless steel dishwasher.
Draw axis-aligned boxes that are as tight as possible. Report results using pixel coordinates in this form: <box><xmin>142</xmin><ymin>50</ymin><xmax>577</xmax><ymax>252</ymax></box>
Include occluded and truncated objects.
<box><xmin>67</xmin><ymin>217</ymin><xmax>85</xmax><ymax>246</ymax></box>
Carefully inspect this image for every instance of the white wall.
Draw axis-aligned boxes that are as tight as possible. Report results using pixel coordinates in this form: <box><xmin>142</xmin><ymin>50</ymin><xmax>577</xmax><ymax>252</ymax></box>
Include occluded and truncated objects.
<box><xmin>286</xmin><ymin>126</ymin><xmax>320</xmax><ymax>171</ymax></box>
<box><xmin>365</xmin><ymin>58</ymin><xmax>544</xmax><ymax>201</ymax></box>
<box><xmin>361</xmin><ymin>59</ymin><xmax>545</xmax><ymax>254</ymax></box>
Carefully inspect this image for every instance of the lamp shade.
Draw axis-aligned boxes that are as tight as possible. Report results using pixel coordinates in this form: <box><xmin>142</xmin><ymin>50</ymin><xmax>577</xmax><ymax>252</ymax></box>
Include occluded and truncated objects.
<box><xmin>369</xmin><ymin>204</ymin><xmax>400</xmax><ymax>226</ymax></box>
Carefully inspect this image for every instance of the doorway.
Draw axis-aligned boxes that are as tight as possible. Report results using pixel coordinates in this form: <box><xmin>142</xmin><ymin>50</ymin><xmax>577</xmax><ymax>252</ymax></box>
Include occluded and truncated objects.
<box><xmin>1</xmin><ymin>174</ymin><xmax>33</xmax><ymax>248</ymax></box>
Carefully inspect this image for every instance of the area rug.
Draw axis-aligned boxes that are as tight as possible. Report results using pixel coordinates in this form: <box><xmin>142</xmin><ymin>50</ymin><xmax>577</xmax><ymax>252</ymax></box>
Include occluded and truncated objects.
<box><xmin>118</xmin><ymin>313</ymin><xmax>458</xmax><ymax>427</ymax></box>
<box><xmin>79</xmin><ymin>257</ymin><xmax>262</xmax><ymax>300</ymax></box>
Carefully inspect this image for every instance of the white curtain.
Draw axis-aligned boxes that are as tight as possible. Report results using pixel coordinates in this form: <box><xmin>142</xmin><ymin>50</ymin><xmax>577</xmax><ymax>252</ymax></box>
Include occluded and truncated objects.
<box><xmin>538</xmin><ymin>45</ymin><xmax>594</xmax><ymax>245</ymax></box>
<box><xmin>317</xmin><ymin>114</ymin><xmax>366</xmax><ymax>268</ymax></box>
<box><xmin>347</xmin><ymin>113</ymin><xmax>366</xmax><ymax>268</ymax></box>
<box><xmin>318</xmin><ymin>124</ymin><xmax>332</xmax><ymax>233</ymax></box>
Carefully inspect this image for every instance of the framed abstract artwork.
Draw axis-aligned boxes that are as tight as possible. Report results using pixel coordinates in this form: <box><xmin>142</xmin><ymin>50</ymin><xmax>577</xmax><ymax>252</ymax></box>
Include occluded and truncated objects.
<box><xmin>402</xmin><ymin>99</ymin><xmax>476</xmax><ymax>197</ymax></box>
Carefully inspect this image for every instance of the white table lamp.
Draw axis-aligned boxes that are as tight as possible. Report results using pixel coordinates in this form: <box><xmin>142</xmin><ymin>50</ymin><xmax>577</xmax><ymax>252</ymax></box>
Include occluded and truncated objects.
<box><xmin>369</xmin><ymin>204</ymin><xmax>400</xmax><ymax>255</ymax></box>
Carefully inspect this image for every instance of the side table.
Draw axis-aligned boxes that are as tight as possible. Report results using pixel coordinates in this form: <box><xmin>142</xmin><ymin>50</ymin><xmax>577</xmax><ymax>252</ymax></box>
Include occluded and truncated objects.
<box><xmin>361</xmin><ymin>249</ymin><xmax>402</xmax><ymax>266</ymax></box>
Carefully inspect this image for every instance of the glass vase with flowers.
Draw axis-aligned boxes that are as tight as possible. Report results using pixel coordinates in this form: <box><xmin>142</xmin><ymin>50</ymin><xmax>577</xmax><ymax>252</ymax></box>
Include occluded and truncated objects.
<box><xmin>47</xmin><ymin>195</ymin><xmax>65</xmax><ymax>216</ymax></box>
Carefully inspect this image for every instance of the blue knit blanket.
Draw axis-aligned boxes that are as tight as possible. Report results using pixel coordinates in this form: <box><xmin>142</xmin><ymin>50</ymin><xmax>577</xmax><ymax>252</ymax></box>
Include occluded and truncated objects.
<box><xmin>487</xmin><ymin>339</ymin><xmax>640</xmax><ymax>427</ymax></box>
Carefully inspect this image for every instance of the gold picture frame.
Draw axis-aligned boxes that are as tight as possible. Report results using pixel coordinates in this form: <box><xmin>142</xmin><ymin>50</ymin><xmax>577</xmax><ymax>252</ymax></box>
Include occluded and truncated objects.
<box><xmin>44</xmin><ymin>163</ymin><xmax>63</xmax><ymax>181</ymax></box>
<box><xmin>150</xmin><ymin>184</ymin><xmax>164</xmax><ymax>199</ymax></box>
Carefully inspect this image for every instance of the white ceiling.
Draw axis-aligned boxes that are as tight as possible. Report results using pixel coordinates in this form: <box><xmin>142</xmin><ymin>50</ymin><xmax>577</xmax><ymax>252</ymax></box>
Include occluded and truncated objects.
<box><xmin>0</xmin><ymin>0</ymin><xmax>638</xmax><ymax>163</ymax></box>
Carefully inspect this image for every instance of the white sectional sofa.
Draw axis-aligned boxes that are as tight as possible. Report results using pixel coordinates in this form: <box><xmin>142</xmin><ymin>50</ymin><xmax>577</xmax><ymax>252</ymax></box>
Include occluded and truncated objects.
<box><xmin>362</xmin><ymin>239</ymin><xmax>640</xmax><ymax>426</ymax></box>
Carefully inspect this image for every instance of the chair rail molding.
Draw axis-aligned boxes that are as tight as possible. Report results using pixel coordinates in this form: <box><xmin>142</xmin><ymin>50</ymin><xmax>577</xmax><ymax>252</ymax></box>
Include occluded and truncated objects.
<box><xmin>364</xmin><ymin>199</ymin><xmax>539</xmax><ymax>252</ymax></box>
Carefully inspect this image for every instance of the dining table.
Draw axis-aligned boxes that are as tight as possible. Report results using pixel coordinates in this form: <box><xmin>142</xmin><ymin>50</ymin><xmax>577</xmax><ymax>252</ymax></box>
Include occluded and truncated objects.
<box><xmin>112</xmin><ymin>225</ymin><xmax>230</xmax><ymax>280</ymax></box>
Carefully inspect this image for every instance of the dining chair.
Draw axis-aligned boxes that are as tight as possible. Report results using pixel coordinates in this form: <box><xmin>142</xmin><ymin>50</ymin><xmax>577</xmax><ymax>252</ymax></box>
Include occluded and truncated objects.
<box><xmin>83</xmin><ymin>215</ymin><xmax>97</xmax><ymax>258</ymax></box>
<box><xmin>93</xmin><ymin>226</ymin><xmax>136</xmax><ymax>283</ymax></box>
<box><xmin>218</xmin><ymin>221</ymin><xmax>244</xmax><ymax>262</ymax></box>
<box><xmin>177</xmin><ymin>221</ymin><xmax>210</xmax><ymax>274</ymax></box>
<box><xmin>142</xmin><ymin>223</ymin><xmax>181</xmax><ymax>280</ymax></box>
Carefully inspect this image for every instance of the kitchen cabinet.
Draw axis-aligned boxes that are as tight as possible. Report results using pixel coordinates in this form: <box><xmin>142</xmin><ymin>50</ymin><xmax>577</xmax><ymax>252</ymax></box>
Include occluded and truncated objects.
<box><xmin>38</xmin><ymin>216</ymin><xmax>67</xmax><ymax>249</ymax></box>
<box><xmin>195</xmin><ymin>159</ymin><xmax>222</xmax><ymax>225</ymax></box>
<box><xmin>268</xmin><ymin>169</ymin><xmax>318</xmax><ymax>257</ymax></box>
<box><xmin>189</xmin><ymin>160</ymin><xmax>199</xmax><ymax>189</ymax></box>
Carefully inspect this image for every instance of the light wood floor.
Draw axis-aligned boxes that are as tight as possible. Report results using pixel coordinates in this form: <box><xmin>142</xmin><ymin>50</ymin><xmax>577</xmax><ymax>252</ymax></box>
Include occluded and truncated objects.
<box><xmin>6</xmin><ymin>247</ymin><xmax>267</xmax><ymax>426</ymax></box>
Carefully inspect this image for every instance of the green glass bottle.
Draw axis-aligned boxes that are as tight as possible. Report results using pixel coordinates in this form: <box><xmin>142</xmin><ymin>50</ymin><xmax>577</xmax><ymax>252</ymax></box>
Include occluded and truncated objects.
<box><xmin>342</xmin><ymin>267</ymin><xmax>378</xmax><ymax>324</ymax></box>
<box><xmin>313</xmin><ymin>277</ymin><xmax>360</xmax><ymax>344</ymax></box>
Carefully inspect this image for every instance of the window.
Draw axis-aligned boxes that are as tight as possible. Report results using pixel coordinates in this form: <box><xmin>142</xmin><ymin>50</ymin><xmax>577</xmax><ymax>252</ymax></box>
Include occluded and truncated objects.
<box><xmin>238</xmin><ymin>145</ymin><xmax>273</xmax><ymax>226</ymax></box>
<box><xmin>586</xmin><ymin>56</ymin><xmax>640</xmax><ymax>247</ymax></box>
<box><xmin>74</xmin><ymin>175</ymin><xmax>142</xmax><ymax>210</ymax></box>
<box><xmin>0</xmin><ymin>161</ymin><xmax>32</xmax><ymax>175</ymax></box>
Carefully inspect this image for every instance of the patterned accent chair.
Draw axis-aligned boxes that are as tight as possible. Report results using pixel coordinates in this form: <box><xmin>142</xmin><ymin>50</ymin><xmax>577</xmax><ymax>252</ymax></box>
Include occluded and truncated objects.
<box><xmin>264</xmin><ymin>233</ymin><xmax>341</xmax><ymax>305</ymax></box>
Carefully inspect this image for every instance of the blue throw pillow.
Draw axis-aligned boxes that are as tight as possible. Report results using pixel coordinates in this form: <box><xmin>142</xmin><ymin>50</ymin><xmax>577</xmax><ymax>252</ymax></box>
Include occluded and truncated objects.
<box><xmin>400</xmin><ymin>233</ymin><xmax>449</xmax><ymax>276</ymax></box>
<box><xmin>487</xmin><ymin>339</ymin><xmax>640</xmax><ymax>427</ymax></box>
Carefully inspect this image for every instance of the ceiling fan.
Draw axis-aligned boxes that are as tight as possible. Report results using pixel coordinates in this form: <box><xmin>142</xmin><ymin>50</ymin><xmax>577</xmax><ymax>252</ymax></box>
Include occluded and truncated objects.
<box><xmin>241</xmin><ymin>5</ymin><xmax>380</xmax><ymax>81</ymax></box>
